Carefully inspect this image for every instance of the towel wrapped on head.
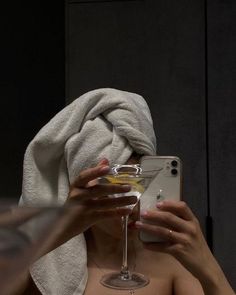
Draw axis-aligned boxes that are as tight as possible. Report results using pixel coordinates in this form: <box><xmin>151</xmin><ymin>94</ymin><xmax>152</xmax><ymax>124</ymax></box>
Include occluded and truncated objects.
<box><xmin>20</xmin><ymin>88</ymin><xmax>157</xmax><ymax>295</ymax></box>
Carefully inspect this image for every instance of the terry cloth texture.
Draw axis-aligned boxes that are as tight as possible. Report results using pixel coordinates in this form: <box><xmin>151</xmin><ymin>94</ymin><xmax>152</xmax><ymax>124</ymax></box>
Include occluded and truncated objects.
<box><xmin>20</xmin><ymin>88</ymin><xmax>157</xmax><ymax>294</ymax></box>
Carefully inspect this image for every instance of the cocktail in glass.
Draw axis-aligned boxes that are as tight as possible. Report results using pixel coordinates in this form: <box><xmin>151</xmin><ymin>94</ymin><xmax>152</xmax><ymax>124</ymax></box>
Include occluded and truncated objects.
<box><xmin>99</xmin><ymin>164</ymin><xmax>154</xmax><ymax>290</ymax></box>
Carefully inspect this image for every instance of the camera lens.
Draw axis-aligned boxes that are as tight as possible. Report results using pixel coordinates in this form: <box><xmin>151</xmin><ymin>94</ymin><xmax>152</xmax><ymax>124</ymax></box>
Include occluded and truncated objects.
<box><xmin>171</xmin><ymin>168</ymin><xmax>178</xmax><ymax>175</ymax></box>
<box><xmin>171</xmin><ymin>160</ymin><xmax>178</xmax><ymax>167</ymax></box>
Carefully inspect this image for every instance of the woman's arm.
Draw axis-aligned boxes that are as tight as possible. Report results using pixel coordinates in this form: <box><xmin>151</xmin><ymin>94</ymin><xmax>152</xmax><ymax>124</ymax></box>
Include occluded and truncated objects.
<box><xmin>11</xmin><ymin>159</ymin><xmax>136</xmax><ymax>294</ymax></box>
<box><xmin>135</xmin><ymin>200</ymin><xmax>235</xmax><ymax>295</ymax></box>
<box><xmin>38</xmin><ymin>159</ymin><xmax>135</xmax><ymax>254</ymax></box>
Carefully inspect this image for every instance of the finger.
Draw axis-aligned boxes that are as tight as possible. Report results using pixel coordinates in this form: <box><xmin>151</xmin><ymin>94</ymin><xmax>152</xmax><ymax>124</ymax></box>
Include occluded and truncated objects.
<box><xmin>140</xmin><ymin>210</ymin><xmax>191</xmax><ymax>233</ymax></box>
<box><xmin>97</xmin><ymin>158</ymin><xmax>109</xmax><ymax>166</ymax></box>
<box><xmin>156</xmin><ymin>200</ymin><xmax>195</xmax><ymax>221</ymax></box>
<box><xmin>130</xmin><ymin>204</ymin><xmax>140</xmax><ymax>222</ymax></box>
<box><xmin>72</xmin><ymin>165</ymin><xmax>110</xmax><ymax>187</ymax></box>
<box><xmin>74</xmin><ymin>183</ymin><xmax>131</xmax><ymax>200</ymax></box>
<box><xmin>85</xmin><ymin>159</ymin><xmax>110</xmax><ymax>187</ymax></box>
<box><xmin>86</xmin><ymin>195</ymin><xmax>137</xmax><ymax>210</ymax></box>
<box><xmin>89</xmin><ymin>183</ymin><xmax>132</xmax><ymax>197</ymax></box>
<box><xmin>135</xmin><ymin>221</ymin><xmax>186</xmax><ymax>244</ymax></box>
<box><xmin>69</xmin><ymin>183</ymin><xmax>131</xmax><ymax>202</ymax></box>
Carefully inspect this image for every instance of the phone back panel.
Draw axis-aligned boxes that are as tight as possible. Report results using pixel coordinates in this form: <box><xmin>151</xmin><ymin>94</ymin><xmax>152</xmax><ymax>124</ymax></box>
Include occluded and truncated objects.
<box><xmin>139</xmin><ymin>156</ymin><xmax>182</xmax><ymax>242</ymax></box>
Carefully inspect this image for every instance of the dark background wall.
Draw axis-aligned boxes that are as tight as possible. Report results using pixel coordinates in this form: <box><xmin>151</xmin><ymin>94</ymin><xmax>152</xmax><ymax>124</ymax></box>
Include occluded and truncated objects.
<box><xmin>207</xmin><ymin>0</ymin><xmax>236</xmax><ymax>286</ymax></box>
<box><xmin>0</xmin><ymin>2</ymin><xmax>65</xmax><ymax>198</ymax></box>
<box><xmin>0</xmin><ymin>0</ymin><xmax>235</xmax><ymax>290</ymax></box>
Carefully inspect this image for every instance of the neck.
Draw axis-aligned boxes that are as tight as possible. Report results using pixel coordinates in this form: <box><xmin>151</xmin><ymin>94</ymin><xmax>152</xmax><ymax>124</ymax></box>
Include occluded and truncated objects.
<box><xmin>85</xmin><ymin>225</ymin><xmax>143</xmax><ymax>269</ymax></box>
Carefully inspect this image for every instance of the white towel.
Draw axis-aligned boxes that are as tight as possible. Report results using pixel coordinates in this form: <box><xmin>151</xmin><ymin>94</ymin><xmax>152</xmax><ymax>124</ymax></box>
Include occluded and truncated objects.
<box><xmin>20</xmin><ymin>88</ymin><xmax>156</xmax><ymax>294</ymax></box>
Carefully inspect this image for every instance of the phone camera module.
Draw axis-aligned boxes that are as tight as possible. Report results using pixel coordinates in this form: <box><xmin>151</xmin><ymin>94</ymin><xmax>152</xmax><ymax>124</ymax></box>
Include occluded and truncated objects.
<box><xmin>171</xmin><ymin>168</ymin><xmax>178</xmax><ymax>175</ymax></box>
<box><xmin>171</xmin><ymin>160</ymin><xmax>178</xmax><ymax>167</ymax></box>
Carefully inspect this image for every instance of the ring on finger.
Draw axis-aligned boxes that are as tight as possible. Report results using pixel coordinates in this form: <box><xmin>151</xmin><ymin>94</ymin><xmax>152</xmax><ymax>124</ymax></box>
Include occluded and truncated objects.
<box><xmin>168</xmin><ymin>229</ymin><xmax>173</xmax><ymax>238</ymax></box>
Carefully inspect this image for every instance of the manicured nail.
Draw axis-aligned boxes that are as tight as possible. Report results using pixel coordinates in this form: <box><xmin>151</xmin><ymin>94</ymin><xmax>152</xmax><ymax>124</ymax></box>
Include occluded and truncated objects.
<box><xmin>121</xmin><ymin>185</ymin><xmax>131</xmax><ymax>191</ymax></box>
<box><xmin>135</xmin><ymin>221</ymin><xmax>142</xmax><ymax>228</ymax></box>
<box><xmin>100</xmin><ymin>166</ymin><xmax>110</xmax><ymax>173</ymax></box>
<box><xmin>99</xmin><ymin>158</ymin><xmax>109</xmax><ymax>165</ymax></box>
<box><xmin>140</xmin><ymin>211</ymin><xmax>148</xmax><ymax>217</ymax></box>
<box><xmin>156</xmin><ymin>201</ymin><xmax>163</xmax><ymax>208</ymax></box>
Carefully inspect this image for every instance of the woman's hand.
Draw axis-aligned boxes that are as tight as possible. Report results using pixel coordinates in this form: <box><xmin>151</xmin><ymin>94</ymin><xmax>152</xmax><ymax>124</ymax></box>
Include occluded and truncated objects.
<box><xmin>135</xmin><ymin>200</ymin><xmax>235</xmax><ymax>295</ymax></box>
<box><xmin>135</xmin><ymin>200</ymin><xmax>212</xmax><ymax>278</ymax></box>
<box><xmin>66</xmin><ymin>159</ymin><xmax>136</xmax><ymax>236</ymax></box>
<box><xmin>36</xmin><ymin>159</ymin><xmax>137</xmax><ymax>257</ymax></box>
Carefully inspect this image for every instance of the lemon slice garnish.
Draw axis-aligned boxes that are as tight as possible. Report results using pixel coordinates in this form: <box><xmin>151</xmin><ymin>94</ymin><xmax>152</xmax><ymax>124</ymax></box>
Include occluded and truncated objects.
<box><xmin>105</xmin><ymin>175</ymin><xmax>145</xmax><ymax>193</ymax></box>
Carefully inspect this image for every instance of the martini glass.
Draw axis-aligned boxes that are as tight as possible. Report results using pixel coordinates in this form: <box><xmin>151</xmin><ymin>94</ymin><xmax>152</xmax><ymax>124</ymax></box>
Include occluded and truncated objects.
<box><xmin>99</xmin><ymin>164</ymin><xmax>153</xmax><ymax>290</ymax></box>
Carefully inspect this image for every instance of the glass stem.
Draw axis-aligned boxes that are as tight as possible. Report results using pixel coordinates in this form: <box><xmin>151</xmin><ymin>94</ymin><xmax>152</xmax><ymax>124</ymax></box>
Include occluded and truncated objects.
<box><xmin>121</xmin><ymin>215</ymin><xmax>130</xmax><ymax>279</ymax></box>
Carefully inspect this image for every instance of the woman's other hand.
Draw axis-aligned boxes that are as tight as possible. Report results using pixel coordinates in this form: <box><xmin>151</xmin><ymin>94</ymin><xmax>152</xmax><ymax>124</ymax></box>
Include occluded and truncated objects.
<box><xmin>135</xmin><ymin>200</ymin><xmax>235</xmax><ymax>295</ymax></box>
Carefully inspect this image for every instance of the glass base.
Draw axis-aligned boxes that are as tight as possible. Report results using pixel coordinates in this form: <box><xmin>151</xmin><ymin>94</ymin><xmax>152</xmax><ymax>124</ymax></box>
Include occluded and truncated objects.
<box><xmin>100</xmin><ymin>272</ymin><xmax>149</xmax><ymax>290</ymax></box>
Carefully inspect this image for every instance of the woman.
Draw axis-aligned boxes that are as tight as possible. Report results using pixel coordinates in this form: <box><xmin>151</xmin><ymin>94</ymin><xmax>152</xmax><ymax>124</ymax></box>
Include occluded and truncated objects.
<box><xmin>20</xmin><ymin>88</ymin><xmax>156</xmax><ymax>294</ymax></box>
<box><xmin>19</xmin><ymin>88</ymin><xmax>234</xmax><ymax>294</ymax></box>
<box><xmin>13</xmin><ymin>160</ymin><xmax>139</xmax><ymax>295</ymax></box>
<box><xmin>77</xmin><ymin>158</ymin><xmax>234</xmax><ymax>295</ymax></box>
<box><xmin>83</xmin><ymin>157</ymin><xmax>202</xmax><ymax>295</ymax></box>
<box><xmin>16</xmin><ymin>159</ymin><xmax>234</xmax><ymax>295</ymax></box>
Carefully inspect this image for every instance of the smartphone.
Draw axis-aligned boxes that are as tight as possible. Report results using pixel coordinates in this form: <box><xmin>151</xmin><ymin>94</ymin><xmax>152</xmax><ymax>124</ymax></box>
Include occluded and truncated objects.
<box><xmin>139</xmin><ymin>156</ymin><xmax>182</xmax><ymax>242</ymax></box>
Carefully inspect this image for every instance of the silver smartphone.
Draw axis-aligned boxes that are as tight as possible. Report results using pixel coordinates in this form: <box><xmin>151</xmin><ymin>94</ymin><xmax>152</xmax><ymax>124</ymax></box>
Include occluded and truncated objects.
<box><xmin>139</xmin><ymin>156</ymin><xmax>182</xmax><ymax>242</ymax></box>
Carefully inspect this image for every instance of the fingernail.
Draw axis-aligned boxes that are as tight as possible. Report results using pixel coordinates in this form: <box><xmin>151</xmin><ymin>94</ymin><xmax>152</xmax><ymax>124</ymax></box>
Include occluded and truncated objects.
<box><xmin>99</xmin><ymin>158</ymin><xmax>109</xmax><ymax>165</ymax></box>
<box><xmin>140</xmin><ymin>210</ymin><xmax>148</xmax><ymax>217</ymax></box>
<box><xmin>135</xmin><ymin>221</ymin><xmax>142</xmax><ymax>228</ymax></box>
<box><xmin>156</xmin><ymin>201</ymin><xmax>163</xmax><ymax>208</ymax></box>
<box><xmin>122</xmin><ymin>185</ymin><xmax>131</xmax><ymax>191</ymax></box>
<box><xmin>100</xmin><ymin>166</ymin><xmax>110</xmax><ymax>173</ymax></box>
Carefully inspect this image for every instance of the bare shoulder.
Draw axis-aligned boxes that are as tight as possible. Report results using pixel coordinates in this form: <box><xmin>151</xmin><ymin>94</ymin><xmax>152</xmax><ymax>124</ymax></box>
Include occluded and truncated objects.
<box><xmin>136</xmin><ymin>250</ymin><xmax>178</xmax><ymax>285</ymax></box>
<box><xmin>167</xmin><ymin>256</ymin><xmax>204</xmax><ymax>295</ymax></box>
<box><xmin>140</xmin><ymin>250</ymin><xmax>204</xmax><ymax>295</ymax></box>
<box><xmin>173</xmin><ymin>274</ymin><xmax>204</xmax><ymax>295</ymax></box>
<box><xmin>139</xmin><ymin>249</ymin><xmax>182</xmax><ymax>274</ymax></box>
